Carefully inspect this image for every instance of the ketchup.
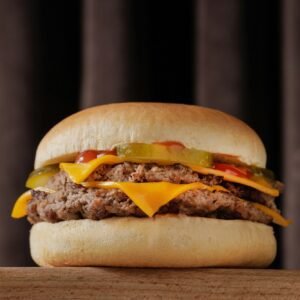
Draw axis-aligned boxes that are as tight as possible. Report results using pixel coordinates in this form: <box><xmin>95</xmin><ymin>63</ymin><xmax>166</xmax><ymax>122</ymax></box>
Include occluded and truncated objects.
<box><xmin>75</xmin><ymin>149</ymin><xmax>116</xmax><ymax>163</ymax></box>
<box><xmin>214</xmin><ymin>163</ymin><xmax>252</xmax><ymax>179</ymax></box>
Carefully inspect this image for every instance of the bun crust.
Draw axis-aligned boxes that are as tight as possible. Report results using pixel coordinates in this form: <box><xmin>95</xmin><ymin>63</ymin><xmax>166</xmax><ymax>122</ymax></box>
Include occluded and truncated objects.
<box><xmin>34</xmin><ymin>103</ymin><xmax>266</xmax><ymax>168</ymax></box>
<box><xmin>30</xmin><ymin>215</ymin><xmax>276</xmax><ymax>267</ymax></box>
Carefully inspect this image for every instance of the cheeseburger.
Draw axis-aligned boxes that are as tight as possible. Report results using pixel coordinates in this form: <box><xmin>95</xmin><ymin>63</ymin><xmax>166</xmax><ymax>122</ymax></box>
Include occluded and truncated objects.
<box><xmin>12</xmin><ymin>103</ymin><xmax>289</xmax><ymax>267</ymax></box>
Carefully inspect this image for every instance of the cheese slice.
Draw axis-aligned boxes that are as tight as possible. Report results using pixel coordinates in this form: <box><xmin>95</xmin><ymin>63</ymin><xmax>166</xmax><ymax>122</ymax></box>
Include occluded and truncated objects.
<box><xmin>11</xmin><ymin>187</ymin><xmax>55</xmax><ymax>219</ymax></box>
<box><xmin>60</xmin><ymin>155</ymin><xmax>280</xmax><ymax>196</ymax></box>
<box><xmin>12</xmin><ymin>182</ymin><xmax>289</xmax><ymax>227</ymax></box>
<box><xmin>81</xmin><ymin>181</ymin><xmax>291</xmax><ymax>227</ymax></box>
<box><xmin>252</xmin><ymin>202</ymin><xmax>292</xmax><ymax>227</ymax></box>
<box><xmin>11</xmin><ymin>190</ymin><xmax>32</xmax><ymax>218</ymax></box>
<box><xmin>60</xmin><ymin>155</ymin><xmax>124</xmax><ymax>183</ymax></box>
<box><xmin>81</xmin><ymin>181</ymin><xmax>289</xmax><ymax>226</ymax></box>
<box><xmin>81</xmin><ymin>181</ymin><xmax>228</xmax><ymax>217</ymax></box>
<box><xmin>188</xmin><ymin>165</ymin><xmax>279</xmax><ymax>197</ymax></box>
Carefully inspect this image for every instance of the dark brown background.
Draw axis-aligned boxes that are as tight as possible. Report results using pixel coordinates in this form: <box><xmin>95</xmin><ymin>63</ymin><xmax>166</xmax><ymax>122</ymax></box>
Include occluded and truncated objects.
<box><xmin>0</xmin><ymin>0</ymin><xmax>298</xmax><ymax>268</ymax></box>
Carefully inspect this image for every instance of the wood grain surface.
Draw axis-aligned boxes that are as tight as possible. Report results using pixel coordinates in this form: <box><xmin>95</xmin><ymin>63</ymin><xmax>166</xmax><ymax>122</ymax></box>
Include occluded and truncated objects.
<box><xmin>0</xmin><ymin>267</ymin><xmax>299</xmax><ymax>299</ymax></box>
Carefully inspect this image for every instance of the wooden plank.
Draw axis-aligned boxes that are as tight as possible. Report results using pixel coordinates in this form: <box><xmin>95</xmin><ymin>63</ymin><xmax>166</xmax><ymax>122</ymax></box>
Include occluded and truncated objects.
<box><xmin>0</xmin><ymin>268</ymin><xmax>299</xmax><ymax>299</ymax></box>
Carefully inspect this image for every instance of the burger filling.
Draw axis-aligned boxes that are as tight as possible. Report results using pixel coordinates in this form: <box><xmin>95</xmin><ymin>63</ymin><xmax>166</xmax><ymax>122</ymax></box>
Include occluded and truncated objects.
<box><xmin>27</xmin><ymin>163</ymin><xmax>275</xmax><ymax>224</ymax></box>
<box><xmin>12</xmin><ymin>142</ymin><xmax>289</xmax><ymax>227</ymax></box>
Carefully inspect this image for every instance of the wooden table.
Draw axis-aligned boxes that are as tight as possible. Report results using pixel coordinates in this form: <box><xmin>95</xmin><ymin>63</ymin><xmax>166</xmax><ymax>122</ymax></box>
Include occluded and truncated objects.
<box><xmin>0</xmin><ymin>268</ymin><xmax>299</xmax><ymax>299</ymax></box>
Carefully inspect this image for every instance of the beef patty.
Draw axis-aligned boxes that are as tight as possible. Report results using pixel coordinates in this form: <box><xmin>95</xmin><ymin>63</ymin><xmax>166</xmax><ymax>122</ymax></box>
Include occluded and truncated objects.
<box><xmin>27</xmin><ymin>163</ymin><xmax>278</xmax><ymax>225</ymax></box>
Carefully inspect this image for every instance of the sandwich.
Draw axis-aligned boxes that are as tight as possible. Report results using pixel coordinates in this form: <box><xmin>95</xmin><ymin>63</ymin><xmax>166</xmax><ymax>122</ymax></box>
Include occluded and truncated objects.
<box><xmin>11</xmin><ymin>102</ymin><xmax>289</xmax><ymax>267</ymax></box>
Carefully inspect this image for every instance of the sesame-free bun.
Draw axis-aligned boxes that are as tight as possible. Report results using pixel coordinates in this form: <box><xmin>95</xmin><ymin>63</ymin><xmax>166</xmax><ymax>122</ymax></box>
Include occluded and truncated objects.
<box><xmin>30</xmin><ymin>215</ymin><xmax>276</xmax><ymax>267</ymax></box>
<box><xmin>34</xmin><ymin>103</ymin><xmax>266</xmax><ymax>169</ymax></box>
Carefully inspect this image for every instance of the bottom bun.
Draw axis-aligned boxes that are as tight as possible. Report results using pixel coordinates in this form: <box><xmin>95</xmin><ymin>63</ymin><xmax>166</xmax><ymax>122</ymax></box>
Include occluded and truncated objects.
<box><xmin>30</xmin><ymin>215</ymin><xmax>276</xmax><ymax>267</ymax></box>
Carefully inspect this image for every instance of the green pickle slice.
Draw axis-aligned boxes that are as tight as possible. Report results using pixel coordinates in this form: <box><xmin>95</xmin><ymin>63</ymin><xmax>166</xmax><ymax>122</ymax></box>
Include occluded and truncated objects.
<box><xmin>116</xmin><ymin>143</ymin><xmax>213</xmax><ymax>168</ymax></box>
<box><xmin>26</xmin><ymin>165</ymin><xmax>59</xmax><ymax>189</ymax></box>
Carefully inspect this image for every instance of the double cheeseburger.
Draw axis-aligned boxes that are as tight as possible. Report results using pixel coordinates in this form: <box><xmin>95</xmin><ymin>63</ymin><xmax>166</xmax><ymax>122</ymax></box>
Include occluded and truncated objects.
<box><xmin>12</xmin><ymin>103</ymin><xmax>289</xmax><ymax>267</ymax></box>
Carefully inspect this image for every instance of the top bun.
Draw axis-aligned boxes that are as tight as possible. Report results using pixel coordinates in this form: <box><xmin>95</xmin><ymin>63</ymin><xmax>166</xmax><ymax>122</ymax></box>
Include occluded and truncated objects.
<box><xmin>34</xmin><ymin>103</ymin><xmax>266</xmax><ymax>169</ymax></box>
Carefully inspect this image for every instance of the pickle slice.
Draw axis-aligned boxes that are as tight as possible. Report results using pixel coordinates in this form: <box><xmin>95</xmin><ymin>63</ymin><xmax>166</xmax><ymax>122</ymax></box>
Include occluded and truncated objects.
<box><xmin>116</xmin><ymin>143</ymin><xmax>213</xmax><ymax>167</ymax></box>
<box><xmin>26</xmin><ymin>165</ymin><xmax>59</xmax><ymax>189</ymax></box>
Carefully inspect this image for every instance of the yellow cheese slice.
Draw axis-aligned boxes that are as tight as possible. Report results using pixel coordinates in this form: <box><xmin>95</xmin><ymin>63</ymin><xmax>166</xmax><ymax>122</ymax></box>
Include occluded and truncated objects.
<box><xmin>12</xmin><ymin>182</ymin><xmax>289</xmax><ymax>227</ymax></box>
<box><xmin>60</xmin><ymin>155</ymin><xmax>280</xmax><ymax>196</ymax></box>
<box><xmin>60</xmin><ymin>155</ymin><xmax>124</xmax><ymax>183</ymax></box>
<box><xmin>252</xmin><ymin>202</ymin><xmax>292</xmax><ymax>227</ymax></box>
<box><xmin>81</xmin><ymin>181</ymin><xmax>228</xmax><ymax>217</ymax></box>
<box><xmin>11</xmin><ymin>187</ymin><xmax>55</xmax><ymax>219</ymax></box>
<box><xmin>188</xmin><ymin>165</ymin><xmax>279</xmax><ymax>197</ymax></box>
<box><xmin>11</xmin><ymin>190</ymin><xmax>32</xmax><ymax>218</ymax></box>
<box><xmin>81</xmin><ymin>181</ymin><xmax>289</xmax><ymax>226</ymax></box>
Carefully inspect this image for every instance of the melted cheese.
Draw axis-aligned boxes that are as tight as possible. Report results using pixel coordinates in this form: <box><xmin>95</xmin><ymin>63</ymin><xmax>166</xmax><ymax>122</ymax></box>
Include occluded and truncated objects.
<box><xmin>11</xmin><ymin>190</ymin><xmax>32</xmax><ymax>218</ymax></box>
<box><xmin>82</xmin><ymin>181</ymin><xmax>289</xmax><ymax>226</ymax></box>
<box><xmin>60</xmin><ymin>155</ymin><xmax>124</xmax><ymax>183</ymax></box>
<box><xmin>188</xmin><ymin>165</ymin><xmax>279</xmax><ymax>197</ymax></box>
<box><xmin>11</xmin><ymin>187</ymin><xmax>55</xmax><ymax>219</ymax></box>
<box><xmin>12</xmin><ymin>183</ymin><xmax>289</xmax><ymax>227</ymax></box>
<box><xmin>81</xmin><ymin>181</ymin><xmax>228</xmax><ymax>217</ymax></box>
<box><xmin>252</xmin><ymin>202</ymin><xmax>292</xmax><ymax>227</ymax></box>
<box><xmin>60</xmin><ymin>155</ymin><xmax>280</xmax><ymax>196</ymax></box>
